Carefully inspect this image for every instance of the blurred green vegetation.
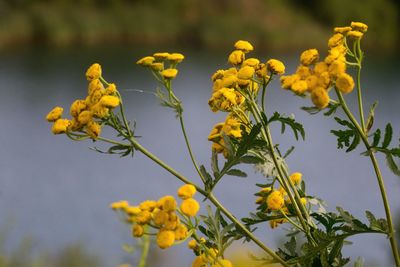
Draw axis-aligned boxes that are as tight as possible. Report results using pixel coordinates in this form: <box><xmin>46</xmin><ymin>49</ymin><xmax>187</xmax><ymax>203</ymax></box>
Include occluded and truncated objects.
<box><xmin>0</xmin><ymin>226</ymin><xmax>102</xmax><ymax>267</ymax></box>
<box><xmin>0</xmin><ymin>0</ymin><xmax>398</xmax><ymax>52</ymax></box>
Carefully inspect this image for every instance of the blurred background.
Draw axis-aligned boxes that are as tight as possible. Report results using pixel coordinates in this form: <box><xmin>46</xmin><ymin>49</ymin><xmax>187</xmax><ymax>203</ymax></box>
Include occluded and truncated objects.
<box><xmin>0</xmin><ymin>0</ymin><xmax>399</xmax><ymax>266</ymax></box>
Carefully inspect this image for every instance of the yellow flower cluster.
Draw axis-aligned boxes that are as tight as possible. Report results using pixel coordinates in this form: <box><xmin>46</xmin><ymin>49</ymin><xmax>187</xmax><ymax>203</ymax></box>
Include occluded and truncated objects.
<box><xmin>208</xmin><ymin>41</ymin><xmax>285</xmax><ymax>158</ymax></box>
<box><xmin>110</xmin><ymin>184</ymin><xmax>200</xmax><ymax>249</ymax></box>
<box><xmin>137</xmin><ymin>52</ymin><xmax>184</xmax><ymax>80</ymax></box>
<box><xmin>189</xmin><ymin>241</ymin><xmax>233</xmax><ymax>267</ymax></box>
<box><xmin>255</xmin><ymin>172</ymin><xmax>306</xmax><ymax>229</ymax></box>
<box><xmin>46</xmin><ymin>63</ymin><xmax>120</xmax><ymax>139</ymax></box>
<box><xmin>281</xmin><ymin>22</ymin><xmax>366</xmax><ymax>108</ymax></box>
<box><xmin>208</xmin><ymin>114</ymin><xmax>249</xmax><ymax>158</ymax></box>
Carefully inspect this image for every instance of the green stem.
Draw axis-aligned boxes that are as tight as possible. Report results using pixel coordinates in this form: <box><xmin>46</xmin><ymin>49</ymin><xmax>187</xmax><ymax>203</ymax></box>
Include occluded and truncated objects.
<box><xmin>355</xmin><ymin>55</ymin><xmax>366</xmax><ymax>133</ymax></box>
<box><xmin>335</xmin><ymin>88</ymin><xmax>400</xmax><ymax>266</ymax></box>
<box><xmin>138</xmin><ymin>228</ymin><xmax>150</xmax><ymax>267</ymax></box>
<box><xmin>261</xmin><ymin>75</ymin><xmax>273</xmax><ymax>112</ymax></box>
<box><xmin>178</xmin><ymin>111</ymin><xmax>206</xmax><ymax>183</ymax></box>
<box><xmin>208</xmin><ymin>194</ymin><xmax>289</xmax><ymax>267</ymax></box>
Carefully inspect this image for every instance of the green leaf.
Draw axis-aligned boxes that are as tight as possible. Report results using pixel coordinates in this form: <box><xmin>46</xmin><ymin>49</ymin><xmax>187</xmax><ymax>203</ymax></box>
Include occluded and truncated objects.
<box><xmin>211</xmin><ymin>150</ymin><xmax>220</xmax><ymax>177</ymax></box>
<box><xmin>366</xmin><ymin>101</ymin><xmax>378</xmax><ymax>133</ymax></box>
<box><xmin>331</xmin><ymin>117</ymin><xmax>360</xmax><ymax>152</ymax></box>
<box><xmin>226</xmin><ymin>169</ymin><xmax>247</xmax><ymax>177</ymax></box>
<box><xmin>239</xmin><ymin>155</ymin><xmax>264</xmax><ymax>164</ymax></box>
<box><xmin>382</xmin><ymin>123</ymin><xmax>393</xmax><ymax>148</ymax></box>
<box><xmin>267</xmin><ymin>112</ymin><xmax>305</xmax><ymax>140</ymax></box>
<box><xmin>283</xmin><ymin>146</ymin><xmax>295</xmax><ymax>158</ymax></box>
<box><xmin>384</xmin><ymin>152</ymin><xmax>400</xmax><ymax>176</ymax></box>
<box><xmin>354</xmin><ymin>257</ymin><xmax>364</xmax><ymax>267</ymax></box>
<box><xmin>284</xmin><ymin>236</ymin><xmax>297</xmax><ymax>256</ymax></box>
<box><xmin>371</xmin><ymin>129</ymin><xmax>381</xmax><ymax>147</ymax></box>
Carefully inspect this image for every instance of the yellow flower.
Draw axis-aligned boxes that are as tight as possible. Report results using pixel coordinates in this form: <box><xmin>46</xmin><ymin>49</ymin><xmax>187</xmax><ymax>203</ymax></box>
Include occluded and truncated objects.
<box><xmin>192</xmin><ymin>255</ymin><xmax>207</xmax><ymax>267</ymax></box>
<box><xmin>153</xmin><ymin>210</ymin><xmax>169</xmax><ymax>226</ymax></box>
<box><xmin>160</xmin><ymin>195</ymin><xmax>177</xmax><ymax>211</ymax></box>
<box><xmin>301</xmin><ymin>197</ymin><xmax>307</xmax><ymax>206</ymax></box>
<box><xmin>314</xmin><ymin>62</ymin><xmax>329</xmax><ymax>75</ymax></box>
<box><xmin>221</xmin><ymin>75</ymin><xmax>238</xmax><ymax>88</ymax></box>
<box><xmin>328</xmin><ymin>33</ymin><xmax>344</xmax><ymax>48</ymax></box>
<box><xmin>110</xmin><ymin>200</ymin><xmax>129</xmax><ymax>210</ymax></box>
<box><xmin>237</xmin><ymin>66</ymin><xmax>255</xmax><ymax>80</ymax></box>
<box><xmin>228</xmin><ymin>50</ymin><xmax>244</xmax><ymax>65</ymax></box>
<box><xmin>289</xmin><ymin>172</ymin><xmax>302</xmax><ymax>185</ymax></box>
<box><xmin>280</xmin><ymin>74</ymin><xmax>300</xmax><ymax>90</ymax></box>
<box><xmin>347</xmin><ymin>30</ymin><xmax>363</xmax><ymax>40</ymax></box>
<box><xmin>91</xmin><ymin>103</ymin><xmax>109</xmax><ymax>119</ymax></box>
<box><xmin>156</xmin><ymin>230</ymin><xmax>175</xmax><ymax>249</ymax></box>
<box><xmin>86</xmin><ymin>121</ymin><xmax>101</xmax><ymax>139</ymax></box>
<box><xmin>46</xmin><ymin>106</ymin><xmax>63</xmax><ymax>122</ymax></box>
<box><xmin>266</xmin><ymin>191</ymin><xmax>284</xmax><ymax>211</ymax></box>
<box><xmin>334</xmin><ymin>26</ymin><xmax>352</xmax><ymax>34</ymax></box>
<box><xmin>291</xmin><ymin>80</ymin><xmax>308</xmax><ymax>94</ymax></box>
<box><xmin>335</xmin><ymin>73</ymin><xmax>355</xmax><ymax>94</ymax></box>
<box><xmin>328</xmin><ymin>60</ymin><xmax>346</xmax><ymax>78</ymax></box>
<box><xmin>269</xmin><ymin>218</ymin><xmax>286</xmax><ymax>229</ymax></box>
<box><xmin>164</xmin><ymin>212</ymin><xmax>180</xmax><ymax>230</ymax></box>
<box><xmin>177</xmin><ymin>184</ymin><xmax>197</xmax><ymax>200</ymax></box>
<box><xmin>243</xmin><ymin>58</ymin><xmax>260</xmax><ymax>67</ymax></box>
<box><xmin>295</xmin><ymin>65</ymin><xmax>311</xmax><ymax>79</ymax></box>
<box><xmin>150</xmin><ymin>62</ymin><xmax>164</xmax><ymax>71</ymax></box>
<box><xmin>77</xmin><ymin>110</ymin><xmax>92</xmax><ymax>125</ymax></box>
<box><xmin>211</xmin><ymin>70</ymin><xmax>225</xmax><ymax>81</ymax></box>
<box><xmin>70</xmin><ymin>99</ymin><xmax>87</xmax><ymax>118</ymax></box>
<box><xmin>87</xmin><ymin>79</ymin><xmax>104</xmax><ymax>96</ymax></box>
<box><xmin>234</xmin><ymin>40</ymin><xmax>254</xmax><ymax>53</ymax></box>
<box><xmin>167</xmin><ymin>53</ymin><xmax>185</xmax><ymax>63</ymax></box>
<box><xmin>208</xmin><ymin>88</ymin><xmax>244</xmax><ymax>112</ymax></box>
<box><xmin>51</xmin><ymin>119</ymin><xmax>70</xmax><ymax>134</ymax></box>
<box><xmin>317</xmin><ymin>72</ymin><xmax>331</xmax><ymax>88</ymax></box>
<box><xmin>161</xmin><ymin>68</ymin><xmax>178</xmax><ymax>79</ymax></box>
<box><xmin>105</xmin><ymin>83</ymin><xmax>117</xmax><ymax>95</ymax></box>
<box><xmin>180</xmin><ymin>198</ymin><xmax>200</xmax><ymax>217</ymax></box>
<box><xmin>266</xmin><ymin>59</ymin><xmax>285</xmax><ymax>75</ymax></box>
<box><xmin>188</xmin><ymin>239</ymin><xmax>198</xmax><ymax>250</ymax></box>
<box><xmin>222</xmin><ymin>116</ymin><xmax>244</xmax><ymax>138</ymax></box>
<box><xmin>351</xmin><ymin>22</ymin><xmax>368</xmax><ymax>33</ymax></box>
<box><xmin>153</xmin><ymin>52</ymin><xmax>170</xmax><ymax>60</ymax></box>
<box><xmin>136</xmin><ymin>210</ymin><xmax>152</xmax><ymax>224</ymax></box>
<box><xmin>300</xmin><ymin>49</ymin><xmax>319</xmax><ymax>66</ymax></box>
<box><xmin>174</xmin><ymin>223</ymin><xmax>188</xmax><ymax>241</ymax></box>
<box><xmin>139</xmin><ymin>200</ymin><xmax>157</xmax><ymax>211</ymax></box>
<box><xmin>311</xmin><ymin>87</ymin><xmax>330</xmax><ymax>109</ymax></box>
<box><xmin>136</xmin><ymin>56</ymin><xmax>155</xmax><ymax>66</ymax></box>
<box><xmin>85</xmin><ymin>63</ymin><xmax>102</xmax><ymax>81</ymax></box>
<box><xmin>100</xmin><ymin>95</ymin><xmax>120</xmax><ymax>108</ymax></box>
<box><xmin>132</xmin><ymin>224</ymin><xmax>144</xmax><ymax>237</ymax></box>
<box><xmin>305</xmin><ymin>75</ymin><xmax>318</xmax><ymax>92</ymax></box>
<box><xmin>125</xmin><ymin>206</ymin><xmax>141</xmax><ymax>216</ymax></box>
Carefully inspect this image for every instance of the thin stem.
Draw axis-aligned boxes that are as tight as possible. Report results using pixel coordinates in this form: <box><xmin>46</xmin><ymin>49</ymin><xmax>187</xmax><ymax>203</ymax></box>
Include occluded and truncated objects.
<box><xmin>335</xmin><ymin>88</ymin><xmax>400</xmax><ymax>266</ymax></box>
<box><xmin>208</xmin><ymin>194</ymin><xmax>289</xmax><ymax>267</ymax></box>
<box><xmin>355</xmin><ymin>44</ymin><xmax>366</xmax><ymax>133</ymax></box>
<box><xmin>178</xmin><ymin>111</ymin><xmax>206</xmax><ymax>183</ymax></box>
<box><xmin>261</xmin><ymin>75</ymin><xmax>273</xmax><ymax>112</ymax></box>
<box><xmin>138</xmin><ymin>227</ymin><xmax>150</xmax><ymax>267</ymax></box>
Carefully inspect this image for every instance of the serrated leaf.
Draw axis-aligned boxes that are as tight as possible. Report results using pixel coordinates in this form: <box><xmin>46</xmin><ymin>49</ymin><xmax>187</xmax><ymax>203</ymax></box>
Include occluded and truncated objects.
<box><xmin>211</xmin><ymin>150</ymin><xmax>220</xmax><ymax>177</ymax></box>
<box><xmin>301</xmin><ymin>105</ymin><xmax>321</xmax><ymax>115</ymax></box>
<box><xmin>268</xmin><ymin>112</ymin><xmax>305</xmax><ymax>140</ymax></box>
<box><xmin>365</xmin><ymin>210</ymin><xmax>377</xmax><ymax>226</ymax></box>
<box><xmin>371</xmin><ymin>129</ymin><xmax>381</xmax><ymax>147</ymax></box>
<box><xmin>385</xmin><ymin>152</ymin><xmax>400</xmax><ymax>176</ymax></box>
<box><xmin>283</xmin><ymin>146</ymin><xmax>295</xmax><ymax>158</ymax></box>
<box><xmin>284</xmin><ymin>236</ymin><xmax>297</xmax><ymax>256</ymax></box>
<box><xmin>347</xmin><ymin>130</ymin><xmax>360</xmax><ymax>152</ymax></box>
<box><xmin>382</xmin><ymin>123</ymin><xmax>393</xmax><ymax>148</ymax></box>
<box><xmin>226</xmin><ymin>169</ymin><xmax>247</xmax><ymax>177</ymax></box>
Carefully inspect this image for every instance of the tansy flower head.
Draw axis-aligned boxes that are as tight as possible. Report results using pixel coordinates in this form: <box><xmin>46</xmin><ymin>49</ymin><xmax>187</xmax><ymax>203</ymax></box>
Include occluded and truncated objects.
<box><xmin>180</xmin><ymin>198</ymin><xmax>200</xmax><ymax>217</ymax></box>
<box><xmin>46</xmin><ymin>106</ymin><xmax>63</xmax><ymax>122</ymax></box>
<box><xmin>132</xmin><ymin>224</ymin><xmax>144</xmax><ymax>237</ymax></box>
<box><xmin>86</xmin><ymin>121</ymin><xmax>101</xmax><ymax>139</ymax></box>
<box><xmin>335</xmin><ymin>72</ymin><xmax>355</xmax><ymax>94</ymax></box>
<box><xmin>167</xmin><ymin>53</ymin><xmax>185</xmax><ymax>63</ymax></box>
<box><xmin>161</xmin><ymin>68</ymin><xmax>178</xmax><ymax>79</ymax></box>
<box><xmin>110</xmin><ymin>200</ymin><xmax>129</xmax><ymax>210</ymax></box>
<box><xmin>100</xmin><ymin>95</ymin><xmax>120</xmax><ymax>108</ymax></box>
<box><xmin>351</xmin><ymin>22</ymin><xmax>368</xmax><ymax>33</ymax></box>
<box><xmin>334</xmin><ymin>26</ymin><xmax>352</xmax><ymax>34</ymax></box>
<box><xmin>266</xmin><ymin>59</ymin><xmax>285</xmax><ymax>75</ymax></box>
<box><xmin>237</xmin><ymin>66</ymin><xmax>255</xmax><ymax>80</ymax></box>
<box><xmin>311</xmin><ymin>87</ymin><xmax>330</xmax><ymax>109</ymax></box>
<box><xmin>228</xmin><ymin>50</ymin><xmax>244</xmax><ymax>65</ymax></box>
<box><xmin>300</xmin><ymin>49</ymin><xmax>319</xmax><ymax>66</ymax></box>
<box><xmin>266</xmin><ymin>190</ymin><xmax>284</xmax><ymax>210</ymax></box>
<box><xmin>290</xmin><ymin>172</ymin><xmax>302</xmax><ymax>185</ymax></box>
<box><xmin>211</xmin><ymin>259</ymin><xmax>233</xmax><ymax>267</ymax></box>
<box><xmin>156</xmin><ymin>230</ymin><xmax>175</xmax><ymax>249</ymax></box>
<box><xmin>347</xmin><ymin>30</ymin><xmax>364</xmax><ymax>40</ymax></box>
<box><xmin>85</xmin><ymin>63</ymin><xmax>102</xmax><ymax>81</ymax></box>
<box><xmin>136</xmin><ymin>56</ymin><xmax>155</xmax><ymax>66</ymax></box>
<box><xmin>151</xmin><ymin>62</ymin><xmax>164</xmax><ymax>71</ymax></box>
<box><xmin>153</xmin><ymin>52</ymin><xmax>170</xmax><ymax>60</ymax></box>
<box><xmin>328</xmin><ymin>33</ymin><xmax>344</xmax><ymax>48</ymax></box>
<box><xmin>177</xmin><ymin>184</ymin><xmax>197</xmax><ymax>199</ymax></box>
<box><xmin>51</xmin><ymin>119</ymin><xmax>70</xmax><ymax>134</ymax></box>
<box><xmin>234</xmin><ymin>40</ymin><xmax>254</xmax><ymax>53</ymax></box>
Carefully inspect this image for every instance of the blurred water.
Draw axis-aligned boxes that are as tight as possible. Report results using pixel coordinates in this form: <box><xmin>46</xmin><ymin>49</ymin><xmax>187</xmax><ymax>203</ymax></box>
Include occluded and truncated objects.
<box><xmin>0</xmin><ymin>46</ymin><xmax>399</xmax><ymax>266</ymax></box>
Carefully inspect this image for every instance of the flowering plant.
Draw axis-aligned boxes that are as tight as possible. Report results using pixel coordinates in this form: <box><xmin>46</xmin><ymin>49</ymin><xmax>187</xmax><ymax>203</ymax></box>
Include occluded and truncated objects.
<box><xmin>46</xmin><ymin>22</ymin><xmax>400</xmax><ymax>266</ymax></box>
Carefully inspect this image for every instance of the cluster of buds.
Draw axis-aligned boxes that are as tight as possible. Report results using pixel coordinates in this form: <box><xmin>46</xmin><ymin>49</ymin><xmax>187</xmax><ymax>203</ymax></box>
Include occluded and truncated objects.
<box><xmin>255</xmin><ymin>172</ymin><xmax>307</xmax><ymax>229</ymax></box>
<box><xmin>46</xmin><ymin>63</ymin><xmax>120</xmax><ymax>139</ymax></box>
<box><xmin>281</xmin><ymin>22</ymin><xmax>368</xmax><ymax>109</ymax></box>
<box><xmin>136</xmin><ymin>52</ymin><xmax>185</xmax><ymax>80</ymax></box>
<box><xmin>111</xmin><ymin>184</ymin><xmax>200</xmax><ymax>249</ymax></box>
